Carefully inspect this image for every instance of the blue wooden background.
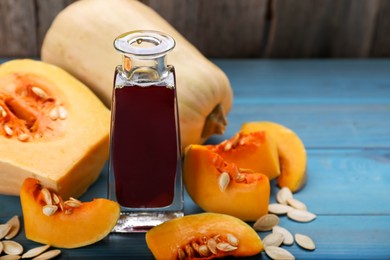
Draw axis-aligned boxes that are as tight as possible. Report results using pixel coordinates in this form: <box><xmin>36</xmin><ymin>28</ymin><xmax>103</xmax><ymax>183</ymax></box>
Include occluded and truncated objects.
<box><xmin>0</xmin><ymin>59</ymin><xmax>389</xmax><ymax>259</ymax></box>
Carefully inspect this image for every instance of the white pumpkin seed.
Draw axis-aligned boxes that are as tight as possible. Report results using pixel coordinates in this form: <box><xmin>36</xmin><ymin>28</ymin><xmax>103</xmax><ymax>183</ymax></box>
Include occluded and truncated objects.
<box><xmin>48</xmin><ymin>107</ymin><xmax>59</xmax><ymax>120</ymax></box>
<box><xmin>52</xmin><ymin>193</ymin><xmax>60</xmax><ymax>205</ymax></box>
<box><xmin>0</xmin><ymin>105</ymin><xmax>6</xmax><ymax>117</ymax></box>
<box><xmin>4</xmin><ymin>125</ymin><xmax>13</xmax><ymax>136</ymax></box>
<box><xmin>17</xmin><ymin>133</ymin><xmax>30</xmax><ymax>142</ymax></box>
<box><xmin>5</xmin><ymin>216</ymin><xmax>20</xmax><ymax>239</ymax></box>
<box><xmin>32</xmin><ymin>249</ymin><xmax>61</xmax><ymax>260</ymax></box>
<box><xmin>58</xmin><ymin>106</ymin><xmax>68</xmax><ymax>120</ymax></box>
<box><xmin>218</xmin><ymin>172</ymin><xmax>230</xmax><ymax>192</ymax></box>
<box><xmin>235</xmin><ymin>173</ymin><xmax>246</xmax><ymax>182</ymax></box>
<box><xmin>262</xmin><ymin>232</ymin><xmax>284</xmax><ymax>248</ymax></box>
<box><xmin>223</xmin><ymin>141</ymin><xmax>232</xmax><ymax>151</ymax></box>
<box><xmin>64</xmin><ymin>199</ymin><xmax>82</xmax><ymax>208</ymax></box>
<box><xmin>198</xmin><ymin>245</ymin><xmax>210</xmax><ymax>257</ymax></box>
<box><xmin>216</xmin><ymin>242</ymin><xmax>237</xmax><ymax>252</ymax></box>
<box><xmin>0</xmin><ymin>224</ymin><xmax>12</xmax><ymax>240</ymax></box>
<box><xmin>287</xmin><ymin>197</ymin><xmax>307</xmax><ymax>211</ymax></box>
<box><xmin>273</xmin><ymin>225</ymin><xmax>294</xmax><ymax>245</ymax></box>
<box><xmin>276</xmin><ymin>187</ymin><xmax>293</xmax><ymax>205</ymax></box>
<box><xmin>265</xmin><ymin>246</ymin><xmax>295</xmax><ymax>260</ymax></box>
<box><xmin>287</xmin><ymin>209</ymin><xmax>316</xmax><ymax>222</ymax></box>
<box><xmin>268</xmin><ymin>203</ymin><xmax>293</xmax><ymax>215</ymax></box>
<box><xmin>0</xmin><ymin>255</ymin><xmax>21</xmax><ymax>260</ymax></box>
<box><xmin>207</xmin><ymin>238</ymin><xmax>217</xmax><ymax>254</ymax></box>
<box><xmin>295</xmin><ymin>233</ymin><xmax>316</xmax><ymax>251</ymax></box>
<box><xmin>21</xmin><ymin>244</ymin><xmax>50</xmax><ymax>258</ymax></box>
<box><xmin>42</xmin><ymin>205</ymin><xmax>58</xmax><ymax>216</ymax></box>
<box><xmin>253</xmin><ymin>214</ymin><xmax>279</xmax><ymax>231</ymax></box>
<box><xmin>31</xmin><ymin>86</ymin><xmax>48</xmax><ymax>99</ymax></box>
<box><xmin>40</xmin><ymin>188</ymin><xmax>52</xmax><ymax>205</ymax></box>
<box><xmin>226</xmin><ymin>233</ymin><xmax>239</xmax><ymax>246</ymax></box>
<box><xmin>2</xmin><ymin>240</ymin><xmax>23</xmax><ymax>255</ymax></box>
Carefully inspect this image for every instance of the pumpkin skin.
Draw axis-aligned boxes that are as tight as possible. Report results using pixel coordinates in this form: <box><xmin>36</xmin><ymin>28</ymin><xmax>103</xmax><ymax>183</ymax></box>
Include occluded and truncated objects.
<box><xmin>206</xmin><ymin>131</ymin><xmax>280</xmax><ymax>180</ymax></box>
<box><xmin>20</xmin><ymin>178</ymin><xmax>120</xmax><ymax>248</ymax></box>
<box><xmin>41</xmin><ymin>0</ymin><xmax>233</xmax><ymax>149</ymax></box>
<box><xmin>241</xmin><ymin>121</ymin><xmax>307</xmax><ymax>192</ymax></box>
<box><xmin>183</xmin><ymin>145</ymin><xmax>270</xmax><ymax>221</ymax></box>
<box><xmin>0</xmin><ymin>59</ymin><xmax>110</xmax><ymax>198</ymax></box>
<box><xmin>146</xmin><ymin>212</ymin><xmax>263</xmax><ymax>259</ymax></box>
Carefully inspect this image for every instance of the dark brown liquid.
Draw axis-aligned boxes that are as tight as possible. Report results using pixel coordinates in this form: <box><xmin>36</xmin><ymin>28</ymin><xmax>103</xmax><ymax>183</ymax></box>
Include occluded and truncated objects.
<box><xmin>110</xmin><ymin>84</ymin><xmax>179</xmax><ymax>208</ymax></box>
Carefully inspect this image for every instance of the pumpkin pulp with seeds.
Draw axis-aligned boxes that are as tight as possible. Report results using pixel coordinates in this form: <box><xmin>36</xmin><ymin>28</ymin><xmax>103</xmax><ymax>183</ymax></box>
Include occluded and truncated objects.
<box><xmin>0</xmin><ymin>59</ymin><xmax>110</xmax><ymax>198</ymax></box>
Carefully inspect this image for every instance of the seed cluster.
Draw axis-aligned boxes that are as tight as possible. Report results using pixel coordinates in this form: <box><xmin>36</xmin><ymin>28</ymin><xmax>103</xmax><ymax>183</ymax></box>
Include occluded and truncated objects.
<box><xmin>0</xmin><ymin>216</ymin><xmax>61</xmax><ymax>259</ymax></box>
<box><xmin>255</xmin><ymin>187</ymin><xmax>317</xmax><ymax>260</ymax></box>
<box><xmin>40</xmin><ymin>188</ymin><xmax>82</xmax><ymax>216</ymax></box>
<box><xmin>176</xmin><ymin>233</ymin><xmax>239</xmax><ymax>259</ymax></box>
<box><xmin>0</xmin><ymin>85</ymin><xmax>67</xmax><ymax>142</ymax></box>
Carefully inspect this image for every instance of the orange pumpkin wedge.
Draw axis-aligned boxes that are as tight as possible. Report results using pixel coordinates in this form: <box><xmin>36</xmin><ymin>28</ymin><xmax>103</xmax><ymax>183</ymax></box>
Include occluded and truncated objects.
<box><xmin>241</xmin><ymin>121</ymin><xmax>307</xmax><ymax>192</ymax></box>
<box><xmin>20</xmin><ymin>178</ymin><xmax>120</xmax><ymax>248</ymax></box>
<box><xmin>183</xmin><ymin>145</ymin><xmax>270</xmax><ymax>221</ymax></box>
<box><xmin>146</xmin><ymin>212</ymin><xmax>263</xmax><ymax>259</ymax></box>
<box><xmin>206</xmin><ymin>131</ymin><xmax>280</xmax><ymax>180</ymax></box>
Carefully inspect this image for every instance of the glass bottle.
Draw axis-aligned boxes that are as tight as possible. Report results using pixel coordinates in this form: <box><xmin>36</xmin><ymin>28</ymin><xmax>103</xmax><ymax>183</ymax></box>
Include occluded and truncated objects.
<box><xmin>108</xmin><ymin>30</ymin><xmax>183</xmax><ymax>232</ymax></box>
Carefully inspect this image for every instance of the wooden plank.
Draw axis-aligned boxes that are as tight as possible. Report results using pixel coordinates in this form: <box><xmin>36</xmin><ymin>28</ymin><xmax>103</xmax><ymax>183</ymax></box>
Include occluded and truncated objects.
<box><xmin>35</xmin><ymin>0</ymin><xmax>77</xmax><ymax>52</ymax></box>
<box><xmin>210</xmin><ymin>60</ymin><xmax>390</xmax><ymax>148</ymax></box>
<box><xmin>371</xmin><ymin>0</ymin><xmax>390</xmax><ymax>57</ymax></box>
<box><xmin>0</xmin><ymin>0</ymin><xmax>37</xmax><ymax>57</ymax></box>
<box><xmin>266</xmin><ymin>0</ymin><xmax>381</xmax><ymax>58</ymax></box>
<box><xmin>143</xmin><ymin>0</ymin><xmax>268</xmax><ymax>57</ymax></box>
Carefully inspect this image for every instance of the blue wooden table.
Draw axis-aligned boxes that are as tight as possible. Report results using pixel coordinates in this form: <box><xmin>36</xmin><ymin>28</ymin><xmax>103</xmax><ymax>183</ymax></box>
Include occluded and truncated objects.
<box><xmin>1</xmin><ymin>59</ymin><xmax>390</xmax><ymax>259</ymax></box>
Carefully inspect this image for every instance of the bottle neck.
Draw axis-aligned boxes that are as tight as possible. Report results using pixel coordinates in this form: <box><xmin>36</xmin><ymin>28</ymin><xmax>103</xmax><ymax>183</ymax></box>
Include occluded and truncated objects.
<box><xmin>121</xmin><ymin>54</ymin><xmax>168</xmax><ymax>83</ymax></box>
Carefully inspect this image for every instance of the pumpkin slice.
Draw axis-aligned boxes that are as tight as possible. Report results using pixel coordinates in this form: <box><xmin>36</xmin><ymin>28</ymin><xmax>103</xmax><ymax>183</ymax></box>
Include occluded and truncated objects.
<box><xmin>206</xmin><ymin>131</ymin><xmax>280</xmax><ymax>180</ymax></box>
<box><xmin>20</xmin><ymin>178</ymin><xmax>120</xmax><ymax>248</ymax></box>
<box><xmin>241</xmin><ymin>121</ymin><xmax>307</xmax><ymax>192</ymax></box>
<box><xmin>146</xmin><ymin>212</ymin><xmax>263</xmax><ymax>259</ymax></box>
<box><xmin>183</xmin><ymin>145</ymin><xmax>270</xmax><ymax>221</ymax></box>
<box><xmin>0</xmin><ymin>59</ymin><xmax>110</xmax><ymax>198</ymax></box>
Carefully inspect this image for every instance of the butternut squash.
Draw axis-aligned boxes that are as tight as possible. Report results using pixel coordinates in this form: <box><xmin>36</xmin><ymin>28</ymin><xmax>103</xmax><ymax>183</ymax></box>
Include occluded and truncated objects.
<box><xmin>41</xmin><ymin>0</ymin><xmax>233</xmax><ymax>148</ymax></box>
<box><xmin>0</xmin><ymin>59</ymin><xmax>110</xmax><ymax>198</ymax></box>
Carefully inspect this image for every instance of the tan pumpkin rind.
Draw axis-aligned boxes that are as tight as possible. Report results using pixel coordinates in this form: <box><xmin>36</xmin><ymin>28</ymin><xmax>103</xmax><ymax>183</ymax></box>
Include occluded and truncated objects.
<box><xmin>241</xmin><ymin>121</ymin><xmax>307</xmax><ymax>192</ymax></box>
<box><xmin>41</xmin><ymin>0</ymin><xmax>233</xmax><ymax>149</ymax></box>
<box><xmin>183</xmin><ymin>145</ymin><xmax>270</xmax><ymax>221</ymax></box>
<box><xmin>146</xmin><ymin>213</ymin><xmax>263</xmax><ymax>259</ymax></box>
<box><xmin>0</xmin><ymin>59</ymin><xmax>110</xmax><ymax>198</ymax></box>
<box><xmin>20</xmin><ymin>178</ymin><xmax>120</xmax><ymax>248</ymax></box>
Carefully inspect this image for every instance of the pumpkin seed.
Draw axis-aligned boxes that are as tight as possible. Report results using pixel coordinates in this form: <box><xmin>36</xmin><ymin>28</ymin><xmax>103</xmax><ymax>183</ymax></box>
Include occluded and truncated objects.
<box><xmin>4</xmin><ymin>125</ymin><xmax>13</xmax><ymax>136</ymax></box>
<box><xmin>262</xmin><ymin>232</ymin><xmax>284</xmax><ymax>248</ymax></box>
<box><xmin>226</xmin><ymin>233</ymin><xmax>239</xmax><ymax>247</ymax></box>
<box><xmin>268</xmin><ymin>203</ymin><xmax>293</xmax><ymax>215</ymax></box>
<box><xmin>235</xmin><ymin>173</ymin><xmax>246</xmax><ymax>182</ymax></box>
<box><xmin>184</xmin><ymin>244</ymin><xmax>194</xmax><ymax>258</ymax></box>
<box><xmin>0</xmin><ymin>105</ymin><xmax>6</xmax><ymax>117</ymax></box>
<box><xmin>198</xmin><ymin>245</ymin><xmax>211</xmax><ymax>257</ymax></box>
<box><xmin>207</xmin><ymin>238</ymin><xmax>217</xmax><ymax>254</ymax></box>
<box><xmin>48</xmin><ymin>107</ymin><xmax>59</xmax><ymax>120</ymax></box>
<box><xmin>276</xmin><ymin>187</ymin><xmax>293</xmax><ymax>205</ymax></box>
<box><xmin>265</xmin><ymin>246</ymin><xmax>295</xmax><ymax>260</ymax></box>
<box><xmin>58</xmin><ymin>106</ymin><xmax>68</xmax><ymax>120</ymax></box>
<box><xmin>177</xmin><ymin>248</ymin><xmax>186</xmax><ymax>260</ymax></box>
<box><xmin>21</xmin><ymin>244</ymin><xmax>50</xmax><ymax>259</ymax></box>
<box><xmin>40</xmin><ymin>188</ymin><xmax>52</xmax><ymax>205</ymax></box>
<box><xmin>2</xmin><ymin>240</ymin><xmax>23</xmax><ymax>255</ymax></box>
<box><xmin>286</xmin><ymin>197</ymin><xmax>307</xmax><ymax>211</ymax></box>
<box><xmin>31</xmin><ymin>86</ymin><xmax>48</xmax><ymax>99</ymax></box>
<box><xmin>216</xmin><ymin>242</ymin><xmax>237</xmax><ymax>252</ymax></box>
<box><xmin>231</xmin><ymin>133</ymin><xmax>241</xmax><ymax>147</ymax></box>
<box><xmin>42</xmin><ymin>205</ymin><xmax>58</xmax><ymax>216</ymax></box>
<box><xmin>32</xmin><ymin>249</ymin><xmax>61</xmax><ymax>260</ymax></box>
<box><xmin>52</xmin><ymin>193</ymin><xmax>60</xmax><ymax>205</ymax></box>
<box><xmin>224</xmin><ymin>141</ymin><xmax>232</xmax><ymax>151</ymax></box>
<box><xmin>295</xmin><ymin>233</ymin><xmax>316</xmax><ymax>251</ymax></box>
<box><xmin>218</xmin><ymin>172</ymin><xmax>230</xmax><ymax>192</ymax></box>
<box><xmin>64</xmin><ymin>199</ymin><xmax>82</xmax><ymax>208</ymax></box>
<box><xmin>287</xmin><ymin>209</ymin><xmax>316</xmax><ymax>223</ymax></box>
<box><xmin>17</xmin><ymin>133</ymin><xmax>30</xmax><ymax>142</ymax></box>
<box><xmin>0</xmin><ymin>224</ymin><xmax>12</xmax><ymax>240</ymax></box>
<box><xmin>0</xmin><ymin>255</ymin><xmax>21</xmax><ymax>260</ymax></box>
<box><xmin>5</xmin><ymin>216</ymin><xmax>20</xmax><ymax>239</ymax></box>
<box><xmin>273</xmin><ymin>225</ymin><xmax>294</xmax><ymax>245</ymax></box>
<box><xmin>253</xmin><ymin>214</ymin><xmax>279</xmax><ymax>231</ymax></box>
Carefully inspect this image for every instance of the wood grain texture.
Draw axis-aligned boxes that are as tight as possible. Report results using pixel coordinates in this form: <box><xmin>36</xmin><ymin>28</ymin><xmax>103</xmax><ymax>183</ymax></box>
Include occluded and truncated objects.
<box><xmin>0</xmin><ymin>0</ymin><xmax>37</xmax><ymax>57</ymax></box>
<box><xmin>141</xmin><ymin>0</ymin><xmax>268</xmax><ymax>57</ymax></box>
<box><xmin>371</xmin><ymin>0</ymin><xmax>390</xmax><ymax>57</ymax></box>
<box><xmin>266</xmin><ymin>0</ymin><xmax>381</xmax><ymax>58</ymax></box>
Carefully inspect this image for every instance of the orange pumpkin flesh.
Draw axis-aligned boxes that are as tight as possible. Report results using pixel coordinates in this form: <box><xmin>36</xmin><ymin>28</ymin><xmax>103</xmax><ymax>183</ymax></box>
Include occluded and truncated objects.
<box><xmin>241</xmin><ymin>121</ymin><xmax>307</xmax><ymax>192</ymax></box>
<box><xmin>183</xmin><ymin>145</ymin><xmax>270</xmax><ymax>221</ymax></box>
<box><xmin>206</xmin><ymin>131</ymin><xmax>280</xmax><ymax>180</ymax></box>
<box><xmin>0</xmin><ymin>59</ymin><xmax>110</xmax><ymax>198</ymax></box>
<box><xmin>20</xmin><ymin>178</ymin><xmax>120</xmax><ymax>248</ymax></box>
<box><xmin>146</xmin><ymin>213</ymin><xmax>263</xmax><ymax>259</ymax></box>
